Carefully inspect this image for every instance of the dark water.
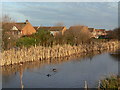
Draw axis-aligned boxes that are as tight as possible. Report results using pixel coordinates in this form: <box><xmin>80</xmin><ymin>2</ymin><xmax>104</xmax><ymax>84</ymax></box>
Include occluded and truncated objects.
<box><xmin>2</xmin><ymin>50</ymin><xmax>120</xmax><ymax>88</ymax></box>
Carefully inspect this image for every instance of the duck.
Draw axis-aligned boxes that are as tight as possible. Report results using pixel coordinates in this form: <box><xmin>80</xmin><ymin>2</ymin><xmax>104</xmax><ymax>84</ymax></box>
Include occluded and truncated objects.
<box><xmin>46</xmin><ymin>74</ymin><xmax>51</xmax><ymax>77</ymax></box>
<box><xmin>52</xmin><ymin>68</ymin><xmax>57</xmax><ymax>72</ymax></box>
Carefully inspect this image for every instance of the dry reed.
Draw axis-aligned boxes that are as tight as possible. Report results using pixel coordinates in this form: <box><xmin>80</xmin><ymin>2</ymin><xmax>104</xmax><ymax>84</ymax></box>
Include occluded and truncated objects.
<box><xmin>0</xmin><ymin>40</ymin><xmax>119</xmax><ymax>66</ymax></box>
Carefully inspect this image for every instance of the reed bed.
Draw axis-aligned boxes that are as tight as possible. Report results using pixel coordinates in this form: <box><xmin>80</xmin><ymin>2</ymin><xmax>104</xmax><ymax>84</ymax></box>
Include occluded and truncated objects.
<box><xmin>2</xmin><ymin>50</ymin><xmax>107</xmax><ymax>76</ymax></box>
<box><xmin>0</xmin><ymin>40</ymin><xmax>119</xmax><ymax>66</ymax></box>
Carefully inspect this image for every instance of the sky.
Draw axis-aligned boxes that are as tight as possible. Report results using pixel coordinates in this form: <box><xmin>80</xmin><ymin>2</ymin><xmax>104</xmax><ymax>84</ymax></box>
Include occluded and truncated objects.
<box><xmin>1</xmin><ymin>2</ymin><xmax>118</xmax><ymax>30</ymax></box>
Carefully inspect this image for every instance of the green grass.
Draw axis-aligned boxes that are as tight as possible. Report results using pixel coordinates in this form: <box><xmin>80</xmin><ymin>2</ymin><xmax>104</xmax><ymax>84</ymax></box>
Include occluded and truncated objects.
<box><xmin>100</xmin><ymin>75</ymin><xmax>119</xmax><ymax>89</ymax></box>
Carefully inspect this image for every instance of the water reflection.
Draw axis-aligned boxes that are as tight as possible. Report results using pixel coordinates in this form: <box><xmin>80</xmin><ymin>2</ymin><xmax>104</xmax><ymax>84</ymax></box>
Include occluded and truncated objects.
<box><xmin>19</xmin><ymin>65</ymin><xmax>24</xmax><ymax>89</ymax></box>
<box><xmin>109</xmin><ymin>50</ymin><xmax>120</xmax><ymax>61</ymax></box>
<box><xmin>2</xmin><ymin>49</ymin><xmax>118</xmax><ymax>88</ymax></box>
<box><xmin>2</xmin><ymin>50</ymin><xmax>110</xmax><ymax>76</ymax></box>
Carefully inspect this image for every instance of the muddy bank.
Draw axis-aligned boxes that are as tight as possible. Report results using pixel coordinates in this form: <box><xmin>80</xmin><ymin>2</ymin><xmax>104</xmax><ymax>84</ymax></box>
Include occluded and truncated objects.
<box><xmin>1</xmin><ymin>40</ymin><xmax>119</xmax><ymax>66</ymax></box>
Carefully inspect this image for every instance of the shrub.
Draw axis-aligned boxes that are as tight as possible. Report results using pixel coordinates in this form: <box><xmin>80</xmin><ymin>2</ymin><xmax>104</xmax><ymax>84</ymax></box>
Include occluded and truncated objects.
<box><xmin>100</xmin><ymin>75</ymin><xmax>119</xmax><ymax>89</ymax></box>
<box><xmin>16</xmin><ymin>30</ymin><xmax>54</xmax><ymax>47</ymax></box>
<box><xmin>16</xmin><ymin>37</ymin><xmax>36</xmax><ymax>48</ymax></box>
<box><xmin>32</xmin><ymin>30</ymin><xmax>54</xmax><ymax>46</ymax></box>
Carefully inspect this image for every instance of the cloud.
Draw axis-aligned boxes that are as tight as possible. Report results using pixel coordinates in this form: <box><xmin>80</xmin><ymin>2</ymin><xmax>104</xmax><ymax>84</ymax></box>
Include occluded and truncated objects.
<box><xmin>1</xmin><ymin>0</ymin><xmax>120</xmax><ymax>2</ymax></box>
<box><xmin>2</xmin><ymin>2</ymin><xmax>118</xmax><ymax>30</ymax></box>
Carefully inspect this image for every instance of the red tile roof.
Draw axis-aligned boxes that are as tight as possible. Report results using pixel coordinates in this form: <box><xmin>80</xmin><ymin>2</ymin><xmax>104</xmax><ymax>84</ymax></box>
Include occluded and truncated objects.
<box><xmin>37</xmin><ymin>26</ymin><xmax>65</xmax><ymax>31</ymax></box>
<box><xmin>49</xmin><ymin>26</ymin><xmax>65</xmax><ymax>31</ymax></box>
<box><xmin>95</xmin><ymin>29</ymin><xmax>105</xmax><ymax>32</ymax></box>
<box><xmin>13</xmin><ymin>23</ymin><xmax>26</xmax><ymax>30</ymax></box>
<box><xmin>3</xmin><ymin>22</ymin><xmax>26</xmax><ymax>30</ymax></box>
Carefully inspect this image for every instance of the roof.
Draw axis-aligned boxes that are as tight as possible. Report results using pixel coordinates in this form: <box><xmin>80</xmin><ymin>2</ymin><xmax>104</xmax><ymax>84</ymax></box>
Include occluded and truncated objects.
<box><xmin>49</xmin><ymin>26</ymin><xmax>65</xmax><ymax>31</ymax></box>
<box><xmin>37</xmin><ymin>27</ymin><xmax>51</xmax><ymax>31</ymax></box>
<box><xmin>37</xmin><ymin>26</ymin><xmax>65</xmax><ymax>31</ymax></box>
<box><xmin>69</xmin><ymin>26</ymin><xmax>88</xmax><ymax>30</ymax></box>
<box><xmin>106</xmin><ymin>30</ymin><xmax>112</xmax><ymax>33</ymax></box>
<box><xmin>2</xmin><ymin>22</ymin><xmax>26</xmax><ymax>31</ymax></box>
<box><xmin>13</xmin><ymin>22</ymin><xmax>26</xmax><ymax>30</ymax></box>
<box><xmin>95</xmin><ymin>29</ymin><xmax>105</xmax><ymax>32</ymax></box>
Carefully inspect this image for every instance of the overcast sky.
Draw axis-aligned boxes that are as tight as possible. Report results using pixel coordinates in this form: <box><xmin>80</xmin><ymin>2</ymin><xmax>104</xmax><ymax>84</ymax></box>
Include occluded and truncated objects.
<box><xmin>2</xmin><ymin>2</ymin><xmax>118</xmax><ymax>30</ymax></box>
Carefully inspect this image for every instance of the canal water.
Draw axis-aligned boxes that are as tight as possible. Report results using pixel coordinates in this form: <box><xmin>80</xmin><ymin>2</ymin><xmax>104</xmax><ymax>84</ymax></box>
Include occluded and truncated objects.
<box><xmin>2</xmin><ymin>50</ymin><xmax>119</xmax><ymax>88</ymax></box>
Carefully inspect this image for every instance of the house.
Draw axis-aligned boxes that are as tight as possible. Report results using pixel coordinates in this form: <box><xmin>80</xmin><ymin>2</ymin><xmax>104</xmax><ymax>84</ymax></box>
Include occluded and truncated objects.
<box><xmin>10</xmin><ymin>20</ymin><xmax>36</xmax><ymax>36</ymax></box>
<box><xmin>88</xmin><ymin>28</ymin><xmax>107</xmax><ymax>38</ymax></box>
<box><xmin>49</xmin><ymin>26</ymin><xmax>67</xmax><ymax>36</ymax></box>
<box><xmin>106</xmin><ymin>30</ymin><xmax>112</xmax><ymax>35</ymax></box>
<box><xmin>95</xmin><ymin>29</ymin><xmax>106</xmax><ymax>36</ymax></box>
<box><xmin>35</xmin><ymin>26</ymin><xmax>67</xmax><ymax>36</ymax></box>
<box><xmin>105</xmin><ymin>30</ymin><xmax>113</xmax><ymax>39</ymax></box>
<box><xmin>35</xmin><ymin>26</ymin><xmax>51</xmax><ymax>31</ymax></box>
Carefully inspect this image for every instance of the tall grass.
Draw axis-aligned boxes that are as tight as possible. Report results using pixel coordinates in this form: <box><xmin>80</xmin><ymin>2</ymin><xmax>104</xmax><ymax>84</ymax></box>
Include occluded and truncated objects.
<box><xmin>0</xmin><ymin>40</ymin><xmax>119</xmax><ymax>66</ymax></box>
<box><xmin>100</xmin><ymin>75</ymin><xmax>120</xmax><ymax>89</ymax></box>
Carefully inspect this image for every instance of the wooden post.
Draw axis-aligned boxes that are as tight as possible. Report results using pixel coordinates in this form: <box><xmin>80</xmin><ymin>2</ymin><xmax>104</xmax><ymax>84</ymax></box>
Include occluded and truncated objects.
<box><xmin>98</xmin><ymin>80</ymin><xmax>101</xmax><ymax>89</ymax></box>
<box><xmin>84</xmin><ymin>80</ymin><xmax>88</xmax><ymax>90</ymax></box>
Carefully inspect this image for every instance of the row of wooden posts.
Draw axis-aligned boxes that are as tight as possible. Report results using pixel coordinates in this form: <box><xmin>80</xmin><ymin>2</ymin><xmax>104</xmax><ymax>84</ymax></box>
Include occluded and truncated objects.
<box><xmin>84</xmin><ymin>80</ymin><xmax>103</xmax><ymax>89</ymax></box>
<box><xmin>0</xmin><ymin>40</ymin><xmax>119</xmax><ymax>66</ymax></box>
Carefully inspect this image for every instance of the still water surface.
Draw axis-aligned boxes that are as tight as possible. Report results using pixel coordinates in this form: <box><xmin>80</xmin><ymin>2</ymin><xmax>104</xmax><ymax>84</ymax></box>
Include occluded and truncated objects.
<box><xmin>2</xmin><ymin>51</ymin><xmax>119</xmax><ymax>88</ymax></box>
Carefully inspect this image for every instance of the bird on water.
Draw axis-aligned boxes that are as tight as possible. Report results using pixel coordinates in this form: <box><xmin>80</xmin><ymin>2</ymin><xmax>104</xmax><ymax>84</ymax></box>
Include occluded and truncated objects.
<box><xmin>46</xmin><ymin>74</ymin><xmax>51</xmax><ymax>77</ymax></box>
<box><xmin>52</xmin><ymin>68</ymin><xmax>57</xmax><ymax>72</ymax></box>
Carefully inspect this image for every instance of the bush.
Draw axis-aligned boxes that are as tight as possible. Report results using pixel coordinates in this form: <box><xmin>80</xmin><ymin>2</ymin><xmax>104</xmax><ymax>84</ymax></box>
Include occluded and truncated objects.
<box><xmin>32</xmin><ymin>30</ymin><xmax>54</xmax><ymax>46</ymax></box>
<box><xmin>16</xmin><ymin>37</ymin><xmax>36</xmax><ymax>47</ymax></box>
<box><xmin>16</xmin><ymin>30</ymin><xmax>54</xmax><ymax>47</ymax></box>
<box><xmin>108</xmin><ymin>27</ymin><xmax>120</xmax><ymax>40</ymax></box>
<box><xmin>100</xmin><ymin>75</ymin><xmax>119</xmax><ymax>89</ymax></box>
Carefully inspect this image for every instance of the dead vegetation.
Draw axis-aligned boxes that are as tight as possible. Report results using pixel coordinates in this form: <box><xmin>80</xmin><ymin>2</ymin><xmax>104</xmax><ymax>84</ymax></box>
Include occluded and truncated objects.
<box><xmin>0</xmin><ymin>40</ymin><xmax>119</xmax><ymax>66</ymax></box>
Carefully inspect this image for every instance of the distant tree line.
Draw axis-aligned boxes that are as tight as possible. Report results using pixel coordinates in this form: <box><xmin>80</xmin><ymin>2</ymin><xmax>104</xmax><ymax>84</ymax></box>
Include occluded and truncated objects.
<box><xmin>107</xmin><ymin>27</ymin><xmax>120</xmax><ymax>40</ymax></box>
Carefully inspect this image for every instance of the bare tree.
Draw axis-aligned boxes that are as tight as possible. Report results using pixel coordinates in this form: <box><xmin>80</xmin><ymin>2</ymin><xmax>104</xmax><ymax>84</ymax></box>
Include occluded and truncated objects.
<box><xmin>54</xmin><ymin>22</ymin><xmax>64</xmax><ymax>26</ymax></box>
<box><xmin>2</xmin><ymin>15</ymin><xmax>16</xmax><ymax>23</ymax></box>
<box><xmin>64</xmin><ymin>25</ymin><xmax>92</xmax><ymax>45</ymax></box>
<box><xmin>2</xmin><ymin>15</ymin><xmax>16</xmax><ymax>50</ymax></box>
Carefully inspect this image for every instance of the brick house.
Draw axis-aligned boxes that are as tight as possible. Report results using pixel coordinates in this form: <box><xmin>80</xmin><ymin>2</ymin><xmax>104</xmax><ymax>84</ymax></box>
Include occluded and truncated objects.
<box><xmin>88</xmin><ymin>28</ymin><xmax>107</xmax><ymax>38</ymax></box>
<box><xmin>10</xmin><ymin>20</ymin><xmax>36</xmax><ymax>36</ymax></box>
<box><xmin>34</xmin><ymin>26</ymin><xmax>67</xmax><ymax>36</ymax></box>
<box><xmin>95</xmin><ymin>29</ymin><xmax>106</xmax><ymax>36</ymax></box>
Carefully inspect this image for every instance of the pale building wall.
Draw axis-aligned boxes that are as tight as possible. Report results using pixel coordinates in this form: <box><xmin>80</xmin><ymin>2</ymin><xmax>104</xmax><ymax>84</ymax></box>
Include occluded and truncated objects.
<box><xmin>11</xmin><ymin>26</ymin><xmax>19</xmax><ymax>31</ymax></box>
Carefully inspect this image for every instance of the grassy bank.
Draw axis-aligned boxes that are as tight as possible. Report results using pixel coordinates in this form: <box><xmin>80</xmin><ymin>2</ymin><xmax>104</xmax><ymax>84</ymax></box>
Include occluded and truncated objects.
<box><xmin>0</xmin><ymin>40</ymin><xmax>119</xmax><ymax>66</ymax></box>
<box><xmin>99</xmin><ymin>75</ymin><xmax>120</xmax><ymax>89</ymax></box>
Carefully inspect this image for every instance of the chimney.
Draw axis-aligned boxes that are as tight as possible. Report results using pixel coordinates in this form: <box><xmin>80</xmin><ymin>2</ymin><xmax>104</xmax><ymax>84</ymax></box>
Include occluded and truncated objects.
<box><xmin>26</xmin><ymin>20</ymin><xmax>29</xmax><ymax>24</ymax></box>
